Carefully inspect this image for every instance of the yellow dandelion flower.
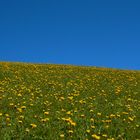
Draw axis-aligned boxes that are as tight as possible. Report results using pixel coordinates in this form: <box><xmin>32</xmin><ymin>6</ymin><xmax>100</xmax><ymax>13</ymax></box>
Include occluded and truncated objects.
<box><xmin>17</xmin><ymin>93</ymin><xmax>22</xmax><ymax>97</ymax></box>
<box><xmin>70</xmin><ymin>121</ymin><xmax>76</xmax><ymax>126</ymax></box>
<box><xmin>68</xmin><ymin>96</ymin><xmax>73</xmax><ymax>100</ymax></box>
<box><xmin>0</xmin><ymin>113</ymin><xmax>2</xmax><ymax>116</ymax></box>
<box><xmin>30</xmin><ymin>123</ymin><xmax>37</xmax><ymax>128</ymax></box>
<box><xmin>5</xmin><ymin>114</ymin><xmax>9</xmax><ymax>117</ymax></box>
<box><xmin>110</xmin><ymin>114</ymin><xmax>116</xmax><ymax>118</ymax></box>
<box><xmin>9</xmin><ymin>103</ymin><xmax>14</xmax><ymax>106</ymax></box>
<box><xmin>41</xmin><ymin>118</ymin><xmax>50</xmax><ymax>122</ymax></box>
<box><xmin>30</xmin><ymin>104</ymin><xmax>33</xmax><ymax>106</ymax></box>
<box><xmin>102</xmin><ymin>134</ymin><xmax>107</xmax><ymax>137</ymax></box>
<box><xmin>21</xmin><ymin>106</ymin><xmax>26</xmax><ymax>109</ymax></box>
<box><xmin>91</xmin><ymin>125</ymin><xmax>96</xmax><ymax>129</ymax></box>
<box><xmin>60</xmin><ymin>134</ymin><xmax>65</xmax><ymax>138</ymax></box>
<box><xmin>17</xmin><ymin>108</ymin><xmax>22</xmax><ymax>113</ymax></box>
<box><xmin>90</xmin><ymin>109</ymin><xmax>94</xmax><ymax>112</ymax></box>
<box><xmin>92</xmin><ymin>134</ymin><xmax>100</xmax><ymax>140</ymax></box>
<box><xmin>90</xmin><ymin>118</ymin><xmax>94</xmax><ymax>122</ymax></box>
<box><xmin>19</xmin><ymin>115</ymin><xmax>24</xmax><ymax>119</ymax></box>
<box><xmin>6</xmin><ymin>118</ymin><xmax>10</xmax><ymax>122</ymax></box>
<box><xmin>60</xmin><ymin>97</ymin><xmax>65</xmax><ymax>100</ymax></box>
<box><xmin>97</xmin><ymin>113</ymin><xmax>101</xmax><ymax>116</ymax></box>
<box><xmin>86</xmin><ymin>130</ymin><xmax>90</xmax><ymax>133</ymax></box>
<box><xmin>44</xmin><ymin>112</ymin><xmax>49</xmax><ymax>115</ymax></box>
<box><xmin>25</xmin><ymin>128</ymin><xmax>30</xmax><ymax>132</ymax></box>
<box><xmin>80</xmin><ymin>114</ymin><xmax>85</xmax><ymax>117</ymax></box>
<box><xmin>68</xmin><ymin>130</ymin><xmax>73</xmax><ymax>133</ymax></box>
<box><xmin>66</xmin><ymin>111</ymin><xmax>71</xmax><ymax>115</ymax></box>
<box><xmin>128</xmin><ymin>117</ymin><xmax>134</xmax><ymax>121</ymax></box>
<box><xmin>18</xmin><ymin>120</ymin><xmax>23</xmax><ymax>123</ymax></box>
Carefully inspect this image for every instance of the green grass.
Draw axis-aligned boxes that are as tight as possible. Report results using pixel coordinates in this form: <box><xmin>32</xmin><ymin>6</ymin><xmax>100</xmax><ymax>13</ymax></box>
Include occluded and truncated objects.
<box><xmin>0</xmin><ymin>62</ymin><xmax>140</xmax><ymax>140</ymax></box>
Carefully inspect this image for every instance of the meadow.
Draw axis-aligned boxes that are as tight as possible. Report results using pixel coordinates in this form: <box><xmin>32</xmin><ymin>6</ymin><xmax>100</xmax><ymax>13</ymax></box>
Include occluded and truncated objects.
<box><xmin>0</xmin><ymin>62</ymin><xmax>140</xmax><ymax>140</ymax></box>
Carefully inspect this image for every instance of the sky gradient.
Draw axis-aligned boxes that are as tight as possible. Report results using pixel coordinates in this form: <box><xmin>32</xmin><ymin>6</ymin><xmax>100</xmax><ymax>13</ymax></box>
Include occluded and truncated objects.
<box><xmin>0</xmin><ymin>0</ymin><xmax>140</xmax><ymax>70</ymax></box>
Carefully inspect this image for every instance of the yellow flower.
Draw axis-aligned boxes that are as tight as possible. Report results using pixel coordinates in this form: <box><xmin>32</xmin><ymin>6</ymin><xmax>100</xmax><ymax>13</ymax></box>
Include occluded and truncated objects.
<box><xmin>17</xmin><ymin>93</ymin><xmax>22</xmax><ymax>97</ymax></box>
<box><xmin>25</xmin><ymin>128</ymin><xmax>30</xmax><ymax>132</ymax></box>
<box><xmin>90</xmin><ymin>118</ymin><xmax>94</xmax><ymax>122</ymax></box>
<box><xmin>6</xmin><ymin>118</ymin><xmax>10</xmax><ymax>122</ymax></box>
<box><xmin>19</xmin><ymin>115</ymin><xmax>24</xmax><ymax>119</ymax></box>
<box><xmin>102</xmin><ymin>134</ymin><xmax>107</xmax><ymax>137</ymax></box>
<box><xmin>80</xmin><ymin>114</ymin><xmax>85</xmax><ymax>117</ymax></box>
<box><xmin>18</xmin><ymin>120</ymin><xmax>23</xmax><ymax>123</ymax></box>
<box><xmin>92</xmin><ymin>134</ymin><xmax>101</xmax><ymax>140</ymax></box>
<box><xmin>44</xmin><ymin>112</ymin><xmax>49</xmax><ymax>115</ymax></box>
<box><xmin>30</xmin><ymin>123</ymin><xmax>37</xmax><ymax>128</ymax></box>
<box><xmin>17</xmin><ymin>108</ymin><xmax>22</xmax><ymax>113</ymax></box>
<box><xmin>110</xmin><ymin>114</ymin><xmax>116</xmax><ymax>118</ymax></box>
<box><xmin>107</xmin><ymin>138</ymin><xmax>115</xmax><ymax>140</ymax></box>
<box><xmin>66</xmin><ymin>111</ymin><xmax>71</xmax><ymax>115</ymax></box>
<box><xmin>5</xmin><ymin>114</ymin><xmax>9</xmax><ymax>117</ymax></box>
<box><xmin>0</xmin><ymin>113</ymin><xmax>2</xmax><ymax>116</ymax></box>
<box><xmin>68</xmin><ymin>96</ymin><xmax>73</xmax><ymax>100</ymax></box>
<box><xmin>128</xmin><ymin>117</ymin><xmax>134</xmax><ymax>121</ymax></box>
<box><xmin>60</xmin><ymin>97</ymin><xmax>65</xmax><ymax>100</ymax></box>
<box><xmin>86</xmin><ymin>130</ymin><xmax>90</xmax><ymax>133</ymax></box>
<box><xmin>21</xmin><ymin>106</ymin><xmax>26</xmax><ymax>109</ymax></box>
<box><xmin>7</xmin><ymin>123</ymin><xmax>11</xmax><ymax>126</ymax></box>
<box><xmin>60</xmin><ymin>134</ymin><xmax>65</xmax><ymax>138</ymax></box>
<box><xmin>9</xmin><ymin>103</ymin><xmax>14</xmax><ymax>106</ymax></box>
<box><xmin>90</xmin><ymin>109</ymin><xmax>94</xmax><ymax>112</ymax></box>
<box><xmin>70</xmin><ymin>121</ymin><xmax>76</xmax><ymax>126</ymax></box>
<box><xmin>41</xmin><ymin>118</ymin><xmax>50</xmax><ymax>122</ymax></box>
<box><xmin>68</xmin><ymin>130</ymin><xmax>73</xmax><ymax>133</ymax></box>
<box><xmin>97</xmin><ymin>113</ymin><xmax>101</xmax><ymax>116</ymax></box>
<box><xmin>122</xmin><ymin>112</ymin><xmax>129</xmax><ymax>115</ymax></box>
<box><xmin>91</xmin><ymin>125</ymin><xmax>96</xmax><ymax>129</ymax></box>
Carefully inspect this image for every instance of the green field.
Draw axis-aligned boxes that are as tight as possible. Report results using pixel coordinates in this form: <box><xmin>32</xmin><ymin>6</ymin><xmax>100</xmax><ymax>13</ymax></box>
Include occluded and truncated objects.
<box><xmin>0</xmin><ymin>62</ymin><xmax>140</xmax><ymax>140</ymax></box>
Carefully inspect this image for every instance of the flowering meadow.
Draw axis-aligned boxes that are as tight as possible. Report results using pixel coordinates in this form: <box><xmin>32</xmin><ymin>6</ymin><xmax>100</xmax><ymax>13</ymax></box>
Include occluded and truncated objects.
<box><xmin>0</xmin><ymin>62</ymin><xmax>140</xmax><ymax>140</ymax></box>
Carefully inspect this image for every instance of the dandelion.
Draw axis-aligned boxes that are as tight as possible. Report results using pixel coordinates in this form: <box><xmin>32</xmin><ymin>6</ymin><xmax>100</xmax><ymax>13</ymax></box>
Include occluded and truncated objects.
<box><xmin>66</xmin><ymin>111</ymin><xmax>71</xmax><ymax>115</ymax></box>
<box><xmin>90</xmin><ymin>118</ymin><xmax>94</xmax><ymax>122</ymax></box>
<box><xmin>7</xmin><ymin>123</ymin><xmax>11</xmax><ymax>126</ymax></box>
<box><xmin>25</xmin><ymin>128</ymin><xmax>30</xmax><ymax>132</ymax></box>
<box><xmin>19</xmin><ymin>115</ymin><xmax>24</xmax><ymax>119</ymax></box>
<box><xmin>30</xmin><ymin>123</ymin><xmax>37</xmax><ymax>128</ymax></box>
<box><xmin>91</xmin><ymin>125</ymin><xmax>96</xmax><ymax>129</ymax></box>
<box><xmin>68</xmin><ymin>130</ymin><xmax>73</xmax><ymax>133</ymax></box>
<box><xmin>21</xmin><ymin>106</ymin><xmax>26</xmax><ymax>109</ymax></box>
<box><xmin>97</xmin><ymin>113</ymin><xmax>101</xmax><ymax>116</ymax></box>
<box><xmin>41</xmin><ymin>118</ymin><xmax>50</xmax><ymax>122</ymax></box>
<box><xmin>70</xmin><ymin>121</ymin><xmax>76</xmax><ymax>126</ymax></box>
<box><xmin>86</xmin><ymin>130</ymin><xmax>90</xmax><ymax>133</ymax></box>
<box><xmin>60</xmin><ymin>134</ymin><xmax>65</xmax><ymax>138</ymax></box>
<box><xmin>17</xmin><ymin>108</ymin><xmax>22</xmax><ymax>113</ymax></box>
<box><xmin>110</xmin><ymin>114</ymin><xmax>115</xmax><ymax>118</ymax></box>
<box><xmin>18</xmin><ymin>120</ymin><xmax>23</xmax><ymax>123</ymax></box>
<box><xmin>80</xmin><ymin>114</ymin><xmax>85</xmax><ymax>118</ymax></box>
<box><xmin>5</xmin><ymin>114</ymin><xmax>9</xmax><ymax>117</ymax></box>
<box><xmin>44</xmin><ymin>112</ymin><xmax>49</xmax><ymax>115</ymax></box>
<box><xmin>92</xmin><ymin>134</ymin><xmax>100</xmax><ymax>140</ymax></box>
<box><xmin>128</xmin><ymin>117</ymin><xmax>134</xmax><ymax>121</ymax></box>
<box><xmin>9</xmin><ymin>103</ymin><xmax>14</xmax><ymax>106</ymax></box>
<box><xmin>102</xmin><ymin>134</ymin><xmax>107</xmax><ymax>137</ymax></box>
<box><xmin>6</xmin><ymin>118</ymin><xmax>10</xmax><ymax>122</ymax></box>
<box><xmin>17</xmin><ymin>93</ymin><xmax>22</xmax><ymax>97</ymax></box>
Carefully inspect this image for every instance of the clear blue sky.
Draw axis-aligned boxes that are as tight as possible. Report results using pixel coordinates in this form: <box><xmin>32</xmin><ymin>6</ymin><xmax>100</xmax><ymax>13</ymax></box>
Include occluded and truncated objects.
<box><xmin>0</xmin><ymin>0</ymin><xmax>140</xmax><ymax>70</ymax></box>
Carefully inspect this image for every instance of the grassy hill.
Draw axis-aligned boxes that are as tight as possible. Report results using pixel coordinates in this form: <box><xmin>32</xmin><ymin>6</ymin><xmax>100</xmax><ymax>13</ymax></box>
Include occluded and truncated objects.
<box><xmin>0</xmin><ymin>62</ymin><xmax>140</xmax><ymax>140</ymax></box>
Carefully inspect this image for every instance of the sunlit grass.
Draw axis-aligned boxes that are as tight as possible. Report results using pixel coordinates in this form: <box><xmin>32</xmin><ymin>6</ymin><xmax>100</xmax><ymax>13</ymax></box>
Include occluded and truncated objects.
<box><xmin>0</xmin><ymin>62</ymin><xmax>140</xmax><ymax>139</ymax></box>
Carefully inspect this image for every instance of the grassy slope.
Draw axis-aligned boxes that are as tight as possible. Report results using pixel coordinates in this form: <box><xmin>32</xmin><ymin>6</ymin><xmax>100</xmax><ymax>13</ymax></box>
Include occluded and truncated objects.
<box><xmin>0</xmin><ymin>62</ymin><xmax>140</xmax><ymax>140</ymax></box>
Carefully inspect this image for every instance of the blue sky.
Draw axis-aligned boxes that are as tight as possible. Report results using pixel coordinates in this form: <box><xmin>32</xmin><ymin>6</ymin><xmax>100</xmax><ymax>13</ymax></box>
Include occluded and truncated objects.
<box><xmin>0</xmin><ymin>0</ymin><xmax>140</xmax><ymax>70</ymax></box>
